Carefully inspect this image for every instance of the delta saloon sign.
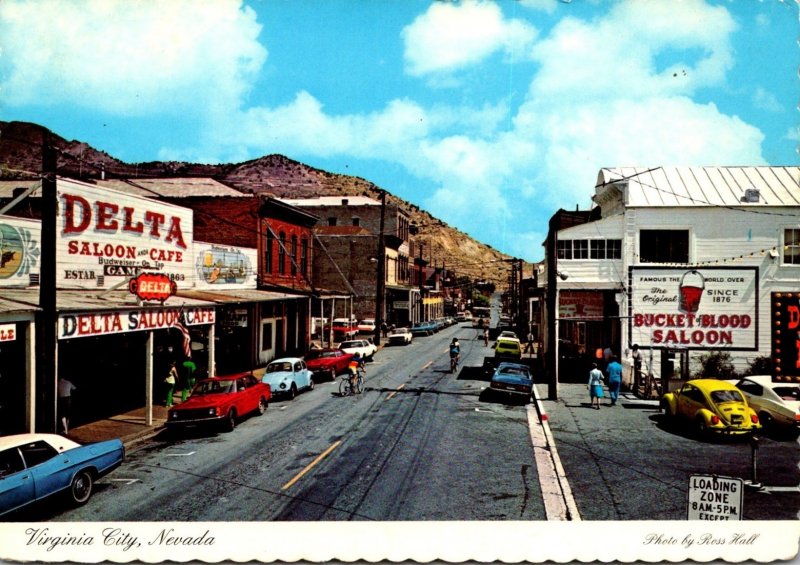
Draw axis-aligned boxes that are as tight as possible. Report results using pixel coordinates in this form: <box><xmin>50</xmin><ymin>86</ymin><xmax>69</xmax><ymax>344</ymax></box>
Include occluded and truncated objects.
<box><xmin>629</xmin><ymin>267</ymin><xmax>758</xmax><ymax>350</ymax></box>
<box><xmin>57</xmin><ymin>179</ymin><xmax>193</xmax><ymax>289</ymax></box>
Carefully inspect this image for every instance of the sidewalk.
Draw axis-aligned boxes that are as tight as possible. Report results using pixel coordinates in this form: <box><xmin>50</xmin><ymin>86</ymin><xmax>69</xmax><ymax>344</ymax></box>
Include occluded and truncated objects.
<box><xmin>67</xmin><ymin>403</ymin><xmax>169</xmax><ymax>449</ymax></box>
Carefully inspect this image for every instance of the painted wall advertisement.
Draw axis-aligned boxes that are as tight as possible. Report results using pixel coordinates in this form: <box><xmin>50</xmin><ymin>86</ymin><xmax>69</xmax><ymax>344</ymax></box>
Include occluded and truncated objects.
<box><xmin>57</xmin><ymin>179</ymin><xmax>194</xmax><ymax>289</ymax></box>
<box><xmin>194</xmin><ymin>241</ymin><xmax>256</xmax><ymax>289</ymax></box>
<box><xmin>559</xmin><ymin>290</ymin><xmax>604</xmax><ymax>319</ymax></box>
<box><xmin>629</xmin><ymin>267</ymin><xmax>758</xmax><ymax>350</ymax></box>
<box><xmin>0</xmin><ymin>215</ymin><xmax>40</xmax><ymax>287</ymax></box>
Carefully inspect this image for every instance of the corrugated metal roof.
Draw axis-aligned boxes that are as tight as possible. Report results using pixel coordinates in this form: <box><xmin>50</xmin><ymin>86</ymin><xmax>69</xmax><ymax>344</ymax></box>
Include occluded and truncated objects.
<box><xmin>595</xmin><ymin>166</ymin><xmax>800</xmax><ymax>207</ymax></box>
<box><xmin>0</xmin><ymin>289</ymin><xmax>215</xmax><ymax>312</ymax></box>
<box><xmin>279</xmin><ymin>196</ymin><xmax>380</xmax><ymax>207</ymax></box>
<box><xmin>176</xmin><ymin>289</ymin><xmax>308</xmax><ymax>303</ymax></box>
<box><xmin>96</xmin><ymin>178</ymin><xmax>248</xmax><ymax>198</ymax></box>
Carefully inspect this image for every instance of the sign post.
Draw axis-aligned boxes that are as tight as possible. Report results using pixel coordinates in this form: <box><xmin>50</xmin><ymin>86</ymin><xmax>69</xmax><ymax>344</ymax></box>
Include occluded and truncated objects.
<box><xmin>687</xmin><ymin>474</ymin><xmax>743</xmax><ymax>520</ymax></box>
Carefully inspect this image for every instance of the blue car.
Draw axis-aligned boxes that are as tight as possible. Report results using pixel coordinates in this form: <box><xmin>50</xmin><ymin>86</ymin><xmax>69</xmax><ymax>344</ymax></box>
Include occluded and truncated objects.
<box><xmin>489</xmin><ymin>362</ymin><xmax>533</xmax><ymax>402</ymax></box>
<box><xmin>411</xmin><ymin>321</ymin><xmax>437</xmax><ymax>336</ymax></box>
<box><xmin>0</xmin><ymin>433</ymin><xmax>124</xmax><ymax>517</ymax></box>
<box><xmin>262</xmin><ymin>357</ymin><xmax>315</xmax><ymax>400</ymax></box>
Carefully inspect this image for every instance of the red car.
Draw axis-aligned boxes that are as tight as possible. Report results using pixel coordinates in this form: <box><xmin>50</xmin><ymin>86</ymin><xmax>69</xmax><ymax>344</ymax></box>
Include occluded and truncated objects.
<box><xmin>304</xmin><ymin>348</ymin><xmax>354</xmax><ymax>381</ymax></box>
<box><xmin>166</xmin><ymin>373</ymin><xmax>270</xmax><ymax>433</ymax></box>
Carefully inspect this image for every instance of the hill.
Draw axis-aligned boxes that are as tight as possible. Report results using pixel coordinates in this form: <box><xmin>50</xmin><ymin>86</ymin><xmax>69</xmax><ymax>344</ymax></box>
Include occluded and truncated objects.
<box><xmin>0</xmin><ymin>120</ymin><xmax>526</xmax><ymax>287</ymax></box>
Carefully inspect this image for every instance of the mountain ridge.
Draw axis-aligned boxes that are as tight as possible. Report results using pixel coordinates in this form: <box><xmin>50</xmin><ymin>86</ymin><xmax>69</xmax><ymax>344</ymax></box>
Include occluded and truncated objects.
<box><xmin>0</xmin><ymin>120</ymin><xmax>526</xmax><ymax>287</ymax></box>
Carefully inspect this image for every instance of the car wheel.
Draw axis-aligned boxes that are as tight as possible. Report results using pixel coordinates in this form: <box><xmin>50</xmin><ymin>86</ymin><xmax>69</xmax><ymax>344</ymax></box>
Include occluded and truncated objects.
<box><xmin>308</xmin><ymin>377</ymin><xmax>315</xmax><ymax>391</ymax></box>
<box><xmin>257</xmin><ymin>396</ymin><xmax>268</xmax><ymax>415</ymax></box>
<box><xmin>222</xmin><ymin>409</ymin><xmax>237</xmax><ymax>432</ymax></box>
<box><xmin>288</xmin><ymin>383</ymin><xmax>297</xmax><ymax>400</ymax></box>
<box><xmin>69</xmin><ymin>470</ymin><xmax>94</xmax><ymax>505</ymax></box>
<box><xmin>695</xmin><ymin>417</ymin><xmax>709</xmax><ymax>438</ymax></box>
<box><xmin>758</xmin><ymin>411</ymin><xmax>773</xmax><ymax>432</ymax></box>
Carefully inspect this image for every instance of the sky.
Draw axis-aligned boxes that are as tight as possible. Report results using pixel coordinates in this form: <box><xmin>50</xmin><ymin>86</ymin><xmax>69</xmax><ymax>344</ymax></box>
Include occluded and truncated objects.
<box><xmin>1</xmin><ymin>0</ymin><xmax>798</xmax><ymax>263</ymax></box>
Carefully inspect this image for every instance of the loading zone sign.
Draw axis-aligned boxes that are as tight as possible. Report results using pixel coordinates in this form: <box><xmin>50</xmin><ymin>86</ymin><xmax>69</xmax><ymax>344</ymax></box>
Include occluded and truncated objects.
<box><xmin>688</xmin><ymin>475</ymin><xmax>743</xmax><ymax>520</ymax></box>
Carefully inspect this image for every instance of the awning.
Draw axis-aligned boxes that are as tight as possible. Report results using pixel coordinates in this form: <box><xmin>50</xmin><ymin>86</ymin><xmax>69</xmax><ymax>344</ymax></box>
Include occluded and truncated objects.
<box><xmin>1</xmin><ymin>289</ymin><xmax>216</xmax><ymax>312</ymax></box>
<box><xmin>176</xmin><ymin>288</ymin><xmax>310</xmax><ymax>304</ymax></box>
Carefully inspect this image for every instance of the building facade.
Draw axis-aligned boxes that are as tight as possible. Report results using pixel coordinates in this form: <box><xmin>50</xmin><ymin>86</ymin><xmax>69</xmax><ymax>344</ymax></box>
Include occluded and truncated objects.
<box><xmin>543</xmin><ymin>166</ymin><xmax>800</xmax><ymax>397</ymax></box>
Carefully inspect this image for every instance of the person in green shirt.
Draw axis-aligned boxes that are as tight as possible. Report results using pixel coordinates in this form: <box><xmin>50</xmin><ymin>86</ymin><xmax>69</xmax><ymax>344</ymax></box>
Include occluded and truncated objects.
<box><xmin>180</xmin><ymin>359</ymin><xmax>197</xmax><ymax>402</ymax></box>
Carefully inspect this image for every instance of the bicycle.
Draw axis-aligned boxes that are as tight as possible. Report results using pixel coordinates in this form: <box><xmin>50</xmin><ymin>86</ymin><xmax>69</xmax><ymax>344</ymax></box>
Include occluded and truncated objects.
<box><xmin>450</xmin><ymin>354</ymin><xmax>459</xmax><ymax>373</ymax></box>
<box><xmin>339</xmin><ymin>373</ymin><xmax>364</xmax><ymax>396</ymax></box>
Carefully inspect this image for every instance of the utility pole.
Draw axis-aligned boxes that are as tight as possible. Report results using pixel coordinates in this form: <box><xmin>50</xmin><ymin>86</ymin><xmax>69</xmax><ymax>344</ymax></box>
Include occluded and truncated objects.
<box><xmin>373</xmin><ymin>190</ymin><xmax>386</xmax><ymax>345</ymax></box>
<box><xmin>40</xmin><ymin>134</ymin><xmax>58</xmax><ymax>432</ymax></box>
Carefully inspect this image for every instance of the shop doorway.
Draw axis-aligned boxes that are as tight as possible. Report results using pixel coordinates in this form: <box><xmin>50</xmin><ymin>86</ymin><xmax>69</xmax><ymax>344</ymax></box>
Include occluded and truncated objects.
<box><xmin>0</xmin><ymin>325</ymin><xmax>27</xmax><ymax>435</ymax></box>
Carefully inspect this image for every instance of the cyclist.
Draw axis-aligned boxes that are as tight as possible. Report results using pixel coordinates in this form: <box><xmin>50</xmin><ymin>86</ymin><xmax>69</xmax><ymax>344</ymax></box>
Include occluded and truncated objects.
<box><xmin>449</xmin><ymin>338</ymin><xmax>461</xmax><ymax>372</ymax></box>
<box><xmin>346</xmin><ymin>353</ymin><xmax>364</xmax><ymax>394</ymax></box>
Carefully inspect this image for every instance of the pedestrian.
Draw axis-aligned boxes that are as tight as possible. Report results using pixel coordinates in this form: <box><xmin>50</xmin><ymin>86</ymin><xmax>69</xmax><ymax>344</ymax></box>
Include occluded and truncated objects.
<box><xmin>606</xmin><ymin>355</ymin><xmax>623</xmax><ymax>406</ymax></box>
<box><xmin>180</xmin><ymin>359</ymin><xmax>197</xmax><ymax>403</ymax></box>
<box><xmin>57</xmin><ymin>376</ymin><xmax>77</xmax><ymax>434</ymax></box>
<box><xmin>483</xmin><ymin>327</ymin><xmax>489</xmax><ymax>346</ymax></box>
<box><xmin>523</xmin><ymin>330</ymin><xmax>535</xmax><ymax>355</ymax></box>
<box><xmin>588</xmin><ymin>363</ymin><xmax>604</xmax><ymax>410</ymax></box>
<box><xmin>381</xmin><ymin>322</ymin><xmax>388</xmax><ymax>338</ymax></box>
<box><xmin>631</xmin><ymin>344</ymin><xmax>642</xmax><ymax>391</ymax></box>
<box><xmin>164</xmin><ymin>361</ymin><xmax>178</xmax><ymax>407</ymax></box>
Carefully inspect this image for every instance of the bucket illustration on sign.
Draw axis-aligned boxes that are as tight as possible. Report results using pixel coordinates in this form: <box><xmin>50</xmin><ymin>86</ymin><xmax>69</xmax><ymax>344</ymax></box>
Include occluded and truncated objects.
<box><xmin>678</xmin><ymin>270</ymin><xmax>705</xmax><ymax>313</ymax></box>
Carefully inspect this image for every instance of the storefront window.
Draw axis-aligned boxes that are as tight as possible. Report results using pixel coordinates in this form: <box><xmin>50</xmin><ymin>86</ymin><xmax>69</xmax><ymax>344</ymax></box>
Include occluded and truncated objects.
<box><xmin>784</xmin><ymin>228</ymin><xmax>800</xmax><ymax>265</ymax></box>
<box><xmin>573</xmin><ymin>239</ymin><xmax>588</xmax><ymax>259</ymax></box>
<box><xmin>301</xmin><ymin>238</ymin><xmax>308</xmax><ymax>278</ymax></box>
<box><xmin>607</xmin><ymin>239</ymin><xmax>622</xmax><ymax>259</ymax></box>
<box><xmin>291</xmin><ymin>235</ymin><xmax>298</xmax><ymax>276</ymax></box>
<box><xmin>557</xmin><ymin>240</ymin><xmax>572</xmax><ymax>260</ymax></box>
<box><xmin>590</xmin><ymin>240</ymin><xmax>606</xmax><ymax>259</ymax></box>
<box><xmin>278</xmin><ymin>232</ymin><xmax>286</xmax><ymax>275</ymax></box>
<box><xmin>639</xmin><ymin>229</ymin><xmax>689</xmax><ymax>263</ymax></box>
<box><xmin>265</xmin><ymin>230</ymin><xmax>273</xmax><ymax>274</ymax></box>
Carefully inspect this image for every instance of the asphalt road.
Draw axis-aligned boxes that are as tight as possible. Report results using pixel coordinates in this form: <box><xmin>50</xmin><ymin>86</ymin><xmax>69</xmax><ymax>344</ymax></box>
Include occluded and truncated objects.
<box><xmin>47</xmin><ymin>323</ymin><xmax>546</xmax><ymax>522</ymax></box>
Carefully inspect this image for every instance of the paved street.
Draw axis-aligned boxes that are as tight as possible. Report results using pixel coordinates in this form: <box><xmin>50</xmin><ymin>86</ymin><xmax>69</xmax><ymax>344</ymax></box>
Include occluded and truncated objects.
<box><xmin>14</xmin><ymin>323</ymin><xmax>798</xmax><ymax>524</ymax></box>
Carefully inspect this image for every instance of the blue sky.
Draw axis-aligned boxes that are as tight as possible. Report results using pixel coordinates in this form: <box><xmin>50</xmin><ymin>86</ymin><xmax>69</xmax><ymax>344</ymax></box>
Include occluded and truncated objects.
<box><xmin>1</xmin><ymin>0</ymin><xmax>797</xmax><ymax>262</ymax></box>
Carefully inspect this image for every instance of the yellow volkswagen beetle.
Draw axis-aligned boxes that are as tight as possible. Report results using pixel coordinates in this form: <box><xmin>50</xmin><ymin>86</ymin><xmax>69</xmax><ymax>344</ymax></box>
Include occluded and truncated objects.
<box><xmin>661</xmin><ymin>378</ymin><xmax>761</xmax><ymax>437</ymax></box>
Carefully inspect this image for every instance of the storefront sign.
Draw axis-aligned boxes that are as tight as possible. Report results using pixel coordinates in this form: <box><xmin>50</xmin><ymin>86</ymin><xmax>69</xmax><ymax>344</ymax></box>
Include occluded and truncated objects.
<box><xmin>129</xmin><ymin>272</ymin><xmax>177</xmax><ymax>302</ymax></box>
<box><xmin>629</xmin><ymin>267</ymin><xmax>758</xmax><ymax>350</ymax></box>
<box><xmin>0</xmin><ymin>323</ymin><xmax>17</xmax><ymax>342</ymax></box>
<box><xmin>771</xmin><ymin>292</ymin><xmax>800</xmax><ymax>382</ymax></box>
<box><xmin>559</xmin><ymin>290</ymin><xmax>604</xmax><ymax>319</ymax></box>
<box><xmin>58</xmin><ymin>307</ymin><xmax>215</xmax><ymax>339</ymax></box>
<box><xmin>57</xmin><ymin>179</ymin><xmax>193</xmax><ymax>289</ymax></box>
<box><xmin>0</xmin><ymin>215</ymin><xmax>40</xmax><ymax>288</ymax></box>
<box><xmin>687</xmin><ymin>475</ymin><xmax>742</xmax><ymax>520</ymax></box>
<box><xmin>394</xmin><ymin>301</ymin><xmax>410</xmax><ymax>309</ymax></box>
<box><xmin>194</xmin><ymin>241</ymin><xmax>256</xmax><ymax>289</ymax></box>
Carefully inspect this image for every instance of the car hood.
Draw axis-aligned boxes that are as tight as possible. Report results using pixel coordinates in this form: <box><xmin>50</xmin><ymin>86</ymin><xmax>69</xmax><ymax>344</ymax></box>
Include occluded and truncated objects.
<box><xmin>493</xmin><ymin>373</ymin><xmax>532</xmax><ymax>387</ymax></box>
<box><xmin>262</xmin><ymin>371</ymin><xmax>293</xmax><ymax>385</ymax></box>
<box><xmin>171</xmin><ymin>393</ymin><xmax>232</xmax><ymax>410</ymax></box>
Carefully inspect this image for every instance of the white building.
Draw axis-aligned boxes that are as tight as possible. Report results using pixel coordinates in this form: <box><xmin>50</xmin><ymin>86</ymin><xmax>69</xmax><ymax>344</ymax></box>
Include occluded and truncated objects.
<box><xmin>544</xmin><ymin>166</ymin><xmax>800</xmax><ymax>395</ymax></box>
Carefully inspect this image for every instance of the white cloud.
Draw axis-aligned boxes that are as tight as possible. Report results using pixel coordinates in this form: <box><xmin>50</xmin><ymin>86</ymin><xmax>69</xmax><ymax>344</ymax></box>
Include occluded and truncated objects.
<box><xmin>752</xmin><ymin>87</ymin><xmax>783</xmax><ymax>112</ymax></box>
<box><xmin>0</xmin><ymin>0</ymin><xmax>266</xmax><ymax>116</ymax></box>
<box><xmin>402</xmin><ymin>1</ymin><xmax>537</xmax><ymax>77</ymax></box>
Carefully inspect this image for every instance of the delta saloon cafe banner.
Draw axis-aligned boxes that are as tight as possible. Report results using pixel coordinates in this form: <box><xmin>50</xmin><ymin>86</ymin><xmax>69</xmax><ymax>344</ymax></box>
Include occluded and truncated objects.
<box><xmin>629</xmin><ymin>267</ymin><xmax>758</xmax><ymax>350</ymax></box>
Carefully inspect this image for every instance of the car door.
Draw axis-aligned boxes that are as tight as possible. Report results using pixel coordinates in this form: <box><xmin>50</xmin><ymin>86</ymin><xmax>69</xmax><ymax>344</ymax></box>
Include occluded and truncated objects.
<box><xmin>19</xmin><ymin>440</ymin><xmax>68</xmax><ymax>501</ymax></box>
<box><xmin>676</xmin><ymin>384</ymin><xmax>704</xmax><ymax>420</ymax></box>
<box><xmin>294</xmin><ymin>361</ymin><xmax>309</xmax><ymax>388</ymax></box>
<box><xmin>0</xmin><ymin>447</ymin><xmax>34</xmax><ymax>515</ymax></box>
<box><xmin>239</xmin><ymin>377</ymin><xmax>257</xmax><ymax>414</ymax></box>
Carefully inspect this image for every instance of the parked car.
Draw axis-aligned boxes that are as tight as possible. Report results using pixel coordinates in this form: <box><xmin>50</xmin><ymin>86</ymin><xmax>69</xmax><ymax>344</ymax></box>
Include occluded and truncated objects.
<box><xmin>166</xmin><ymin>373</ymin><xmax>270</xmax><ymax>433</ymax></box>
<box><xmin>304</xmin><ymin>348</ymin><xmax>354</xmax><ymax>381</ymax></box>
<box><xmin>411</xmin><ymin>321</ymin><xmax>437</xmax><ymax>336</ymax></box>
<box><xmin>661</xmin><ymin>378</ymin><xmax>761</xmax><ymax>437</ymax></box>
<box><xmin>331</xmin><ymin>318</ymin><xmax>358</xmax><ymax>341</ymax></box>
<box><xmin>498</xmin><ymin>330</ymin><xmax>520</xmax><ymax>342</ymax></box>
<box><xmin>339</xmin><ymin>339</ymin><xmax>378</xmax><ymax>360</ymax></box>
<box><xmin>494</xmin><ymin>337</ymin><xmax>522</xmax><ymax>360</ymax></box>
<box><xmin>730</xmin><ymin>375</ymin><xmax>800</xmax><ymax>433</ymax></box>
<box><xmin>490</xmin><ymin>362</ymin><xmax>533</xmax><ymax>401</ymax></box>
<box><xmin>357</xmin><ymin>319</ymin><xmax>376</xmax><ymax>334</ymax></box>
<box><xmin>262</xmin><ymin>357</ymin><xmax>314</xmax><ymax>400</ymax></box>
<box><xmin>388</xmin><ymin>327</ymin><xmax>413</xmax><ymax>345</ymax></box>
<box><xmin>0</xmin><ymin>433</ymin><xmax>124</xmax><ymax>517</ymax></box>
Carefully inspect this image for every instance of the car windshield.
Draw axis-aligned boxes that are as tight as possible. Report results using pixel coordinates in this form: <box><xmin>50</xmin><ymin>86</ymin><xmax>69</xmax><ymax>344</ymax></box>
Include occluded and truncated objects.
<box><xmin>267</xmin><ymin>362</ymin><xmax>292</xmax><ymax>373</ymax></box>
<box><xmin>195</xmin><ymin>379</ymin><xmax>236</xmax><ymax>395</ymax></box>
<box><xmin>710</xmin><ymin>389</ymin><xmax>744</xmax><ymax>404</ymax></box>
<box><xmin>499</xmin><ymin>367</ymin><xmax>530</xmax><ymax>378</ymax></box>
<box><xmin>390</xmin><ymin>329</ymin><xmax>406</xmax><ymax>335</ymax></box>
<box><xmin>340</xmin><ymin>341</ymin><xmax>358</xmax><ymax>348</ymax></box>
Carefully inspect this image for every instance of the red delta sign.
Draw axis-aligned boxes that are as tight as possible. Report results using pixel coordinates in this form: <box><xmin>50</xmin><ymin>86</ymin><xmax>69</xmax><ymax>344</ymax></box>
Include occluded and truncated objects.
<box><xmin>129</xmin><ymin>273</ymin><xmax>177</xmax><ymax>302</ymax></box>
<box><xmin>771</xmin><ymin>292</ymin><xmax>800</xmax><ymax>383</ymax></box>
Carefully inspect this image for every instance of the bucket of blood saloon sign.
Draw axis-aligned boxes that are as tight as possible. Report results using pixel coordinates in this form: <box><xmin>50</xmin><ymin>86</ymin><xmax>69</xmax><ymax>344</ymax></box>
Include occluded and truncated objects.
<box><xmin>56</xmin><ymin>179</ymin><xmax>193</xmax><ymax>290</ymax></box>
<box><xmin>629</xmin><ymin>267</ymin><xmax>758</xmax><ymax>350</ymax></box>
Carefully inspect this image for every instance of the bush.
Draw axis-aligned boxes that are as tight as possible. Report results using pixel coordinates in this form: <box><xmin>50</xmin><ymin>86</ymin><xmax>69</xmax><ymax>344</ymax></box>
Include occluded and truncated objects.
<box><xmin>745</xmin><ymin>356</ymin><xmax>772</xmax><ymax>376</ymax></box>
<box><xmin>695</xmin><ymin>351</ymin><xmax>739</xmax><ymax>380</ymax></box>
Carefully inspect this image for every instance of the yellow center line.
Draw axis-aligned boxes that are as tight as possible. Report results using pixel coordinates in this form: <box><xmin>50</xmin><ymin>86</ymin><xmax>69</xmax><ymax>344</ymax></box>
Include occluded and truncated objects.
<box><xmin>385</xmin><ymin>383</ymin><xmax>406</xmax><ymax>401</ymax></box>
<box><xmin>422</xmin><ymin>360</ymin><xmax>433</xmax><ymax>370</ymax></box>
<box><xmin>281</xmin><ymin>440</ymin><xmax>342</xmax><ymax>490</ymax></box>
